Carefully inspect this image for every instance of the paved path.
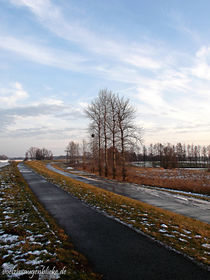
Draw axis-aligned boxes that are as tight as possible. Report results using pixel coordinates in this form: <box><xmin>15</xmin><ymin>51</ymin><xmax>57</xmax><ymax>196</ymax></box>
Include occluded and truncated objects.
<box><xmin>0</xmin><ymin>161</ymin><xmax>9</xmax><ymax>169</ymax></box>
<box><xmin>18</xmin><ymin>163</ymin><xmax>209</xmax><ymax>280</ymax></box>
<box><xmin>47</xmin><ymin>164</ymin><xmax>210</xmax><ymax>224</ymax></box>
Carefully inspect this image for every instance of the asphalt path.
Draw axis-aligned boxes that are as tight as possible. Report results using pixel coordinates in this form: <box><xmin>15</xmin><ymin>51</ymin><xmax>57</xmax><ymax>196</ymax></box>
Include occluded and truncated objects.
<box><xmin>47</xmin><ymin>164</ymin><xmax>210</xmax><ymax>224</ymax></box>
<box><xmin>18</xmin><ymin>163</ymin><xmax>209</xmax><ymax>280</ymax></box>
<box><xmin>0</xmin><ymin>161</ymin><xmax>9</xmax><ymax>169</ymax></box>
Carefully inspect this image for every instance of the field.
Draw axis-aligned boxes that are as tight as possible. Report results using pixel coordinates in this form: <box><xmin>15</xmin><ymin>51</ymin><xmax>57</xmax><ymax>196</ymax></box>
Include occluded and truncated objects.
<box><xmin>0</xmin><ymin>163</ymin><xmax>101</xmax><ymax>279</ymax></box>
<box><xmin>75</xmin><ymin>162</ymin><xmax>210</xmax><ymax>196</ymax></box>
<box><xmin>26</xmin><ymin>161</ymin><xmax>210</xmax><ymax>267</ymax></box>
<box><xmin>127</xmin><ymin>166</ymin><xmax>210</xmax><ymax>195</ymax></box>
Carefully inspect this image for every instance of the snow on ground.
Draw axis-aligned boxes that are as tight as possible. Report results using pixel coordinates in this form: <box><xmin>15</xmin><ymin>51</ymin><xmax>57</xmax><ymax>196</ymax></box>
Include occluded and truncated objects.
<box><xmin>0</xmin><ymin>160</ymin><xmax>9</xmax><ymax>169</ymax></box>
<box><xmin>0</xmin><ymin>169</ymin><xmax>64</xmax><ymax>279</ymax></box>
<box><xmin>135</xmin><ymin>167</ymin><xmax>210</xmax><ymax>187</ymax></box>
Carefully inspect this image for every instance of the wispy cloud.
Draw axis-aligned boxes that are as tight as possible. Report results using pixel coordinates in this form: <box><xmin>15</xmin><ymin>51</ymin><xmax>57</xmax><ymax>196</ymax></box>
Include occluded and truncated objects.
<box><xmin>167</xmin><ymin>10</ymin><xmax>201</xmax><ymax>43</ymax></box>
<box><xmin>0</xmin><ymin>35</ymin><xmax>88</xmax><ymax>71</ymax></box>
<box><xmin>0</xmin><ymin>34</ymin><xmax>163</xmax><ymax>85</ymax></box>
<box><xmin>2</xmin><ymin>0</ymin><xmax>210</xmax><ymax>150</ymax></box>
<box><xmin>4</xmin><ymin>126</ymin><xmax>84</xmax><ymax>139</ymax></box>
<box><xmin>9</xmin><ymin>0</ymin><xmax>163</xmax><ymax>71</ymax></box>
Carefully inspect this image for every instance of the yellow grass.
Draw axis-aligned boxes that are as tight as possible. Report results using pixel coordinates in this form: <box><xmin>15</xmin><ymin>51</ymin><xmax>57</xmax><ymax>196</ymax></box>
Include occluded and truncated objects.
<box><xmin>73</xmin><ymin>161</ymin><xmax>210</xmax><ymax>195</ymax></box>
<box><xmin>127</xmin><ymin>166</ymin><xmax>210</xmax><ymax>195</ymax></box>
<box><xmin>26</xmin><ymin>161</ymin><xmax>210</xmax><ymax>267</ymax></box>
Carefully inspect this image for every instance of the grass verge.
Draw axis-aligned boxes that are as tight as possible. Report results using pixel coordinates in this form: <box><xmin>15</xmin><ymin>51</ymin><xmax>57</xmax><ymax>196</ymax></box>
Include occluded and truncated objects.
<box><xmin>26</xmin><ymin>161</ymin><xmax>210</xmax><ymax>268</ymax></box>
<box><xmin>52</xmin><ymin>163</ymin><xmax>210</xmax><ymax>201</ymax></box>
<box><xmin>65</xmin><ymin>161</ymin><xmax>210</xmax><ymax>195</ymax></box>
<box><xmin>0</xmin><ymin>163</ymin><xmax>101</xmax><ymax>280</ymax></box>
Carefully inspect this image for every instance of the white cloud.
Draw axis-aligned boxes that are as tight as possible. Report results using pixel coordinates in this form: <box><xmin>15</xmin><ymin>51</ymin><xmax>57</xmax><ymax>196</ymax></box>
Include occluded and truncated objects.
<box><xmin>190</xmin><ymin>46</ymin><xmax>210</xmax><ymax>80</ymax></box>
<box><xmin>132</xmin><ymin>46</ymin><xmax>210</xmax><ymax>145</ymax></box>
<box><xmin>136</xmin><ymin>67</ymin><xmax>191</xmax><ymax>113</ymax></box>
<box><xmin>0</xmin><ymin>82</ymin><xmax>28</xmax><ymax>107</ymax></box>
<box><xmin>41</xmin><ymin>98</ymin><xmax>64</xmax><ymax>106</ymax></box>
<box><xmin>0</xmin><ymin>82</ymin><xmax>88</xmax><ymax>145</ymax></box>
<box><xmin>124</xmin><ymin>54</ymin><xmax>161</xmax><ymax>70</ymax></box>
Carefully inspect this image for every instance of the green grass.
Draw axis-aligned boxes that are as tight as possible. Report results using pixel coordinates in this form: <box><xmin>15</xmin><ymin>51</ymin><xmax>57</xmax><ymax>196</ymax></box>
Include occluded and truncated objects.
<box><xmin>26</xmin><ymin>161</ymin><xmax>210</xmax><ymax>268</ymax></box>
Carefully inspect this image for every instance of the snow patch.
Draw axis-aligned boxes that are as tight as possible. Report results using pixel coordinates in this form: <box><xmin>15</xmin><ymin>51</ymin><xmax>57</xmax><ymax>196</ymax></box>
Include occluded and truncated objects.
<box><xmin>159</xmin><ymin>229</ymin><xmax>167</xmax><ymax>233</ymax></box>
<box><xmin>202</xmin><ymin>243</ymin><xmax>210</xmax><ymax>249</ymax></box>
<box><xmin>161</xmin><ymin>224</ymin><xmax>168</xmax><ymax>228</ymax></box>
<box><xmin>179</xmin><ymin>238</ymin><xmax>187</xmax><ymax>242</ymax></box>
<box><xmin>0</xmin><ymin>234</ymin><xmax>19</xmax><ymax>243</ymax></box>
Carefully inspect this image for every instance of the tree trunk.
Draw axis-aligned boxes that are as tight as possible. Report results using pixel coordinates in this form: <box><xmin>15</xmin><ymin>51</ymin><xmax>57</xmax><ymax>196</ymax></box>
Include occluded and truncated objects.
<box><xmin>112</xmin><ymin>135</ymin><xmax>116</xmax><ymax>179</ymax></box>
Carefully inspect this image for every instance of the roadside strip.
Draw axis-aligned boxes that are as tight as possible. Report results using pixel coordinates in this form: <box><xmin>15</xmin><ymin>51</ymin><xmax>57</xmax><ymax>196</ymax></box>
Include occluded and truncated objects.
<box><xmin>25</xmin><ymin>160</ymin><xmax>210</xmax><ymax>269</ymax></box>
<box><xmin>20</xmin><ymin>162</ymin><xmax>210</xmax><ymax>279</ymax></box>
<box><xmin>0</xmin><ymin>163</ymin><xmax>101</xmax><ymax>279</ymax></box>
<box><xmin>49</xmin><ymin>163</ymin><xmax>210</xmax><ymax>224</ymax></box>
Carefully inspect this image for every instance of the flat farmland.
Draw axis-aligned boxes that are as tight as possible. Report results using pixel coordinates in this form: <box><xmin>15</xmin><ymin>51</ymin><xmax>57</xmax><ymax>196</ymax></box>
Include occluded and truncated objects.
<box><xmin>126</xmin><ymin>167</ymin><xmax>210</xmax><ymax>195</ymax></box>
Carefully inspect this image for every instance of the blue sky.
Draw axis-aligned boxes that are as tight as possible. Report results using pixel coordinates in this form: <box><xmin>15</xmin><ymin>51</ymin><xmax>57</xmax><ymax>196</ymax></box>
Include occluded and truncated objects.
<box><xmin>0</xmin><ymin>0</ymin><xmax>210</xmax><ymax>157</ymax></box>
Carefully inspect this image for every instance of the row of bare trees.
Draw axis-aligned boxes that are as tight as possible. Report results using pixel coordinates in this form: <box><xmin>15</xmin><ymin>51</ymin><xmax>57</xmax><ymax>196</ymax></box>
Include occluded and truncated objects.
<box><xmin>65</xmin><ymin>141</ymin><xmax>80</xmax><ymax>164</ymax></box>
<box><xmin>0</xmin><ymin>155</ymin><xmax>8</xmax><ymax>160</ymax></box>
<box><xmin>25</xmin><ymin>147</ymin><xmax>53</xmax><ymax>160</ymax></box>
<box><xmin>85</xmin><ymin>89</ymin><xmax>142</xmax><ymax>180</ymax></box>
<box><xmin>137</xmin><ymin>143</ymin><xmax>210</xmax><ymax>168</ymax></box>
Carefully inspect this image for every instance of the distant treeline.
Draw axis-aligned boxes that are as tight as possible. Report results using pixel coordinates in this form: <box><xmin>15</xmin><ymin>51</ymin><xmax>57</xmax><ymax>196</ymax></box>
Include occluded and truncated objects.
<box><xmin>65</xmin><ymin>141</ymin><xmax>210</xmax><ymax>171</ymax></box>
<box><xmin>0</xmin><ymin>155</ymin><xmax>8</xmax><ymax>160</ymax></box>
<box><xmin>135</xmin><ymin>143</ymin><xmax>210</xmax><ymax>168</ymax></box>
<box><xmin>25</xmin><ymin>147</ymin><xmax>53</xmax><ymax>160</ymax></box>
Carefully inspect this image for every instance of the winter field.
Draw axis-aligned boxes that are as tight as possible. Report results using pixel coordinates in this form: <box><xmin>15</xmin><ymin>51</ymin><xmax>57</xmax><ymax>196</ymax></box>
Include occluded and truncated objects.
<box><xmin>126</xmin><ymin>166</ymin><xmax>210</xmax><ymax>196</ymax></box>
<box><xmin>72</xmin><ymin>160</ymin><xmax>210</xmax><ymax>195</ymax></box>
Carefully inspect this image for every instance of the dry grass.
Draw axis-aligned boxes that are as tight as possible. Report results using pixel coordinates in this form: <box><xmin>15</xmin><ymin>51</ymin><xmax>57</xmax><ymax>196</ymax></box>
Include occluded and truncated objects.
<box><xmin>26</xmin><ymin>161</ymin><xmax>210</xmax><ymax>267</ymax></box>
<box><xmin>73</xmin><ymin>162</ymin><xmax>210</xmax><ymax>195</ymax></box>
<box><xmin>127</xmin><ymin>166</ymin><xmax>210</xmax><ymax>195</ymax></box>
<box><xmin>0</xmin><ymin>163</ymin><xmax>101</xmax><ymax>280</ymax></box>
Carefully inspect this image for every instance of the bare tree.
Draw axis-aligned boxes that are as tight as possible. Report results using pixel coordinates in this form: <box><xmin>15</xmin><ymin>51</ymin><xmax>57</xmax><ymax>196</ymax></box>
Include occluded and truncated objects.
<box><xmin>107</xmin><ymin>92</ymin><xmax>118</xmax><ymax>178</ymax></box>
<box><xmin>66</xmin><ymin>141</ymin><xmax>79</xmax><ymax>165</ymax></box>
<box><xmin>85</xmin><ymin>98</ymin><xmax>103</xmax><ymax>175</ymax></box>
<box><xmin>116</xmin><ymin>95</ymin><xmax>142</xmax><ymax>180</ymax></box>
<box><xmin>161</xmin><ymin>144</ymin><xmax>177</xmax><ymax>169</ymax></box>
<box><xmin>27</xmin><ymin>147</ymin><xmax>38</xmax><ymax>160</ymax></box>
<box><xmin>207</xmin><ymin>145</ymin><xmax>210</xmax><ymax>167</ymax></box>
<box><xmin>0</xmin><ymin>155</ymin><xmax>8</xmax><ymax>160</ymax></box>
<box><xmin>98</xmin><ymin>89</ymin><xmax>110</xmax><ymax>176</ymax></box>
<box><xmin>82</xmin><ymin>139</ymin><xmax>88</xmax><ymax>169</ymax></box>
<box><xmin>85</xmin><ymin>90</ymin><xmax>142</xmax><ymax>180</ymax></box>
<box><xmin>201</xmin><ymin>146</ymin><xmax>206</xmax><ymax>165</ymax></box>
<box><xmin>26</xmin><ymin>147</ymin><xmax>53</xmax><ymax>160</ymax></box>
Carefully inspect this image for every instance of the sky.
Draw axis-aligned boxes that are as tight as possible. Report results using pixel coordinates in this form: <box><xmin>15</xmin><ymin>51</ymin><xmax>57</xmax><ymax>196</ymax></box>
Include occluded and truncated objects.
<box><xmin>0</xmin><ymin>0</ymin><xmax>210</xmax><ymax>157</ymax></box>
